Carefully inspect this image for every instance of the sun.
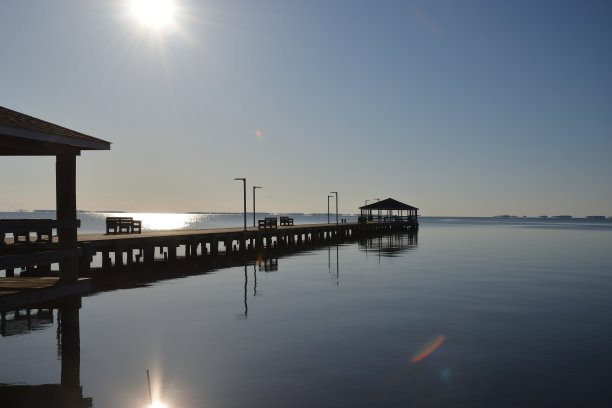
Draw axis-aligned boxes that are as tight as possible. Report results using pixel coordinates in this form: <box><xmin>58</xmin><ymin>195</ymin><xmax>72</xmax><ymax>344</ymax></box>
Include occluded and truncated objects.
<box><xmin>130</xmin><ymin>0</ymin><xmax>175</xmax><ymax>28</ymax></box>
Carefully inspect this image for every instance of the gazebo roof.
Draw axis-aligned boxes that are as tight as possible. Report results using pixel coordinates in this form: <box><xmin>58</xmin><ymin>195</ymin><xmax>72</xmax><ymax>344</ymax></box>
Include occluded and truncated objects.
<box><xmin>359</xmin><ymin>198</ymin><xmax>418</xmax><ymax>211</ymax></box>
<box><xmin>0</xmin><ymin>106</ymin><xmax>111</xmax><ymax>155</ymax></box>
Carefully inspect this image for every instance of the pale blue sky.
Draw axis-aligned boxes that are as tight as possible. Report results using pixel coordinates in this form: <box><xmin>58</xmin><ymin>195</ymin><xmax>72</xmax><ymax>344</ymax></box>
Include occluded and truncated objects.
<box><xmin>1</xmin><ymin>0</ymin><xmax>611</xmax><ymax>216</ymax></box>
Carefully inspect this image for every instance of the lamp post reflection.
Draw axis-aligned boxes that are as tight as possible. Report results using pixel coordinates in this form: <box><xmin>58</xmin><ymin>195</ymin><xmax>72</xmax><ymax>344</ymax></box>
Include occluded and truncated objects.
<box><xmin>327</xmin><ymin>244</ymin><xmax>340</xmax><ymax>286</ymax></box>
<box><xmin>336</xmin><ymin>244</ymin><xmax>339</xmax><ymax>285</ymax></box>
<box><xmin>243</xmin><ymin>264</ymin><xmax>248</xmax><ymax>318</ymax></box>
<box><xmin>253</xmin><ymin>261</ymin><xmax>258</xmax><ymax>296</ymax></box>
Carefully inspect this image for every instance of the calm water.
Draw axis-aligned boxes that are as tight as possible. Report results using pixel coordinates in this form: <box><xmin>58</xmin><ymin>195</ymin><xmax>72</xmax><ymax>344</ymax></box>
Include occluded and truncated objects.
<box><xmin>2</xmin><ymin>216</ymin><xmax>612</xmax><ymax>407</ymax></box>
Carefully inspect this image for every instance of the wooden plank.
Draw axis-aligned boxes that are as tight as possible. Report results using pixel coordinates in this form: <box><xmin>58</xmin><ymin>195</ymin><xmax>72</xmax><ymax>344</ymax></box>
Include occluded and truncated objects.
<box><xmin>0</xmin><ymin>277</ymin><xmax>90</xmax><ymax>312</ymax></box>
<box><xmin>0</xmin><ymin>248</ymin><xmax>81</xmax><ymax>268</ymax></box>
<box><xmin>0</xmin><ymin>222</ymin><xmax>362</xmax><ymax>245</ymax></box>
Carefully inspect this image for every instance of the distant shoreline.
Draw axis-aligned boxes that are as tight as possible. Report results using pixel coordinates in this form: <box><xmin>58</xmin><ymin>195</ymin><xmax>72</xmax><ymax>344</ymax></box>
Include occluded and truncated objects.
<box><xmin>2</xmin><ymin>210</ymin><xmax>610</xmax><ymax>219</ymax></box>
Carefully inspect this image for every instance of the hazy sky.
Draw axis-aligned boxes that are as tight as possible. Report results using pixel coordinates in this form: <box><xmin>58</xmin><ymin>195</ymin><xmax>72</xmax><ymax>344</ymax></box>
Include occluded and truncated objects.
<box><xmin>1</xmin><ymin>0</ymin><xmax>611</xmax><ymax>216</ymax></box>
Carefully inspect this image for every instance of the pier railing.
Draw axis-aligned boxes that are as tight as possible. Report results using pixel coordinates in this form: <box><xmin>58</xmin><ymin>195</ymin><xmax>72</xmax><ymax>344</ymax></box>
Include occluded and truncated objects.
<box><xmin>1</xmin><ymin>219</ymin><xmax>82</xmax><ymax>273</ymax></box>
<box><xmin>1</xmin><ymin>219</ymin><xmax>81</xmax><ymax>245</ymax></box>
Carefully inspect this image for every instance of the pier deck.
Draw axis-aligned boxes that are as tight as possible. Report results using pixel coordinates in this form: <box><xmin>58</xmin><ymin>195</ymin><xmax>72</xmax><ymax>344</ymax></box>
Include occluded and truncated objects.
<box><xmin>78</xmin><ymin>222</ymin><xmax>353</xmax><ymax>242</ymax></box>
<box><xmin>3</xmin><ymin>220</ymin><xmax>417</xmax><ymax>274</ymax></box>
<box><xmin>1</xmin><ymin>220</ymin><xmax>417</xmax><ymax>310</ymax></box>
<box><xmin>0</xmin><ymin>277</ymin><xmax>90</xmax><ymax>312</ymax></box>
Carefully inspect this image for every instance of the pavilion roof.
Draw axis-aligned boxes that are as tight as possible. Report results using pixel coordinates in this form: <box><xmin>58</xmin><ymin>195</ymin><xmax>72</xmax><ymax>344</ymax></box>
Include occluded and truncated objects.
<box><xmin>359</xmin><ymin>198</ymin><xmax>418</xmax><ymax>211</ymax></box>
<box><xmin>0</xmin><ymin>106</ymin><xmax>111</xmax><ymax>155</ymax></box>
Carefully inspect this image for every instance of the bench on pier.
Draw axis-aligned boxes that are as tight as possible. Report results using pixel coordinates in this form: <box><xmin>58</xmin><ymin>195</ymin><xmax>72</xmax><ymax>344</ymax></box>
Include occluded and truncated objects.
<box><xmin>106</xmin><ymin>217</ymin><xmax>142</xmax><ymax>234</ymax></box>
<box><xmin>1</xmin><ymin>219</ymin><xmax>66</xmax><ymax>245</ymax></box>
<box><xmin>279</xmin><ymin>216</ymin><xmax>294</xmax><ymax>226</ymax></box>
<box><xmin>258</xmin><ymin>217</ymin><xmax>277</xmax><ymax>230</ymax></box>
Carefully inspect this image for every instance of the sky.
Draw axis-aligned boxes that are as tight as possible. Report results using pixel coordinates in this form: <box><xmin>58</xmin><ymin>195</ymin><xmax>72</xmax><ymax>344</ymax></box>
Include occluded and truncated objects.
<box><xmin>1</xmin><ymin>0</ymin><xmax>611</xmax><ymax>216</ymax></box>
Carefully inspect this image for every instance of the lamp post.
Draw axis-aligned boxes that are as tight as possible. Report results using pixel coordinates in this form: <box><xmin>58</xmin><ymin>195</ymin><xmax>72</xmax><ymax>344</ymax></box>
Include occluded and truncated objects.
<box><xmin>234</xmin><ymin>178</ymin><xmax>247</xmax><ymax>232</ymax></box>
<box><xmin>365</xmin><ymin>200</ymin><xmax>369</xmax><ymax>206</ymax></box>
<box><xmin>328</xmin><ymin>195</ymin><xmax>333</xmax><ymax>224</ymax></box>
<box><xmin>253</xmin><ymin>186</ymin><xmax>262</xmax><ymax>227</ymax></box>
<box><xmin>330</xmin><ymin>191</ymin><xmax>338</xmax><ymax>226</ymax></box>
<box><xmin>375</xmin><ymin>198</ymin><xmax>380</xmax><ymax>221</ymax></box>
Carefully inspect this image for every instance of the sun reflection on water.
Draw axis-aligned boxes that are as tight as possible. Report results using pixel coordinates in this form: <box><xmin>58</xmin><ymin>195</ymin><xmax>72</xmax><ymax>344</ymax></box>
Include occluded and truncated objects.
<box><xmin>103</xmin><ymin>212</ymin><xmax>204</xmax><ymax>231</ymax></box>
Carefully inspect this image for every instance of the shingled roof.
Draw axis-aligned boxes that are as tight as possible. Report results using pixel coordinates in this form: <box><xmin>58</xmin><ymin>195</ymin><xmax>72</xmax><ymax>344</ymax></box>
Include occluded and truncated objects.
<box><xmin>0</xmin><ymin>106</ymin><xmax>111</xmax><ymax>154</ymax></box>
<box><xmin>359</xmin><ymin>198</ymin><xmax>418</xmax><ymax>211</ymax></box>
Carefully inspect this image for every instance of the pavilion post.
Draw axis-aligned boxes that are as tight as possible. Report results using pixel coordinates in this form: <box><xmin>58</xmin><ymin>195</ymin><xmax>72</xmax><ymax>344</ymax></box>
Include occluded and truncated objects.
<box><xmin>56</xmin><ymin>154</ymin><xmax>79</xmax><ymax>281</ymax></box>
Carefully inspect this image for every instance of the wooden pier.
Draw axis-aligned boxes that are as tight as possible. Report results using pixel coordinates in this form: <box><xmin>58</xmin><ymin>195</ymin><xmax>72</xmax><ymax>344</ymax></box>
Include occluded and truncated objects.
<box><xmin>0</xmin><ymin>277</ymin><xmax>90</xmax><ymax>312</ymax></box>
<box><xmin>1</xmin><ymin>219</ymin><xmax>416</xmax><ymax>310</ymax></box>
<box><xmin>76</xmin><ymin>220</ymin><xmax>416</xmax><ymax>273</ymax></box>
<box><xmin>2</xmin><ymin>220</ymin><xmax>418</xmax><ymax>275</ymax></box>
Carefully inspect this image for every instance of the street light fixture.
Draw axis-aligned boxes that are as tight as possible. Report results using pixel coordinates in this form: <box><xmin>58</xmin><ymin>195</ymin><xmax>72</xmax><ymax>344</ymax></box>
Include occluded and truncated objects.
<box><xmin>234</xmin><ymin>178</ymin><xmax>247</xmax><ymax>232</ymax></box>
<box><xmin>330</xmin><ymin>191</ymin><xmax>338</xmax><ymax>226</ymax></box>
<box><xmin>253</xmin><ymin>186</ymin><xmax>262</xmax><ymax>227</ymax></box>
<box><xmin>328</xmin><ymin>195</ymin><xmax>333</xmax><ymax>224</ymax></box>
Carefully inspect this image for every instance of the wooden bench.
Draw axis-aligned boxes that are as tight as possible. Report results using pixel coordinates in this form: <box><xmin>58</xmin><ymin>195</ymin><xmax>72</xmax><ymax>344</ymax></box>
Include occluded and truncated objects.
<box><xmin>1</xmin><ymin>219</ymin><xmax>54</xmax><ymax>245</ymax></box>
<box><xmin>279</xmin><ymin>216</ymin><xmax>294</xmax><ymax>226</ymax></box>
<box><xmin>258</xmin><ymin>217</ymin><xmax>277</xmax><ymax>230</ymax></box>
<box><xmin>106</xmin><ymin>217</ymin><xmax>142</xmax><ymax>234</ymax></box>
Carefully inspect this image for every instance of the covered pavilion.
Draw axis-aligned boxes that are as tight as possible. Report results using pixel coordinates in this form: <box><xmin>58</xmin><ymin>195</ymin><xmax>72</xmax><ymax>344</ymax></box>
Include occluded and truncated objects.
<box><xmin>359</xmin><ymin>198</ymin><xmax>419</xmax><ymax>225</ymax></box>
<box><xmin>1</xmin><ymin>106</ymin><xmax>111</xmax><ymax>280</ymax></box>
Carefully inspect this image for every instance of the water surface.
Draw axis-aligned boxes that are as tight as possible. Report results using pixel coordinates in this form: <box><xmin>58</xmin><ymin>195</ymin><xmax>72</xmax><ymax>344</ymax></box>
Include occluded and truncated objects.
<box><xmin>2</xmin><ymin>217</ymin><xmax>612</xmax><ymax>407</ymax></box>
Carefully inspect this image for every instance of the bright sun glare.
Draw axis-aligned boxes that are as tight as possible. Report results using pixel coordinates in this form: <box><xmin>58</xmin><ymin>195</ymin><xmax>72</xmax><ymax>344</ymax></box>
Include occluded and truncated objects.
<box><xmin>130</xmin><ymin>0</ymin><xmax>175</xmax><ymax>27</ymax></box>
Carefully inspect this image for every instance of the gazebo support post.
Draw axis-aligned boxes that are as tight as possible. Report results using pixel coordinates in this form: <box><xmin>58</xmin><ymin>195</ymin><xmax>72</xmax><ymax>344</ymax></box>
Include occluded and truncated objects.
<box><xmin>56</xmin><ymin>154</ymin><xmax>79</xmax><ymax>281</ymax></box>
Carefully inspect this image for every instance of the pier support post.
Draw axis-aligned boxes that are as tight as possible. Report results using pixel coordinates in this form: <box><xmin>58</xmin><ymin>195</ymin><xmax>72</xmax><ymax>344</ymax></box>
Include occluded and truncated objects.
<box><xmin>127</xmin><ymin>248</ymin><xmax>134</xmax><ymax>266</ymax></box>
<box><xmin>114</xmin><ymin>244</ymin><xmax>123</xmax><ymax>269</ymax></box>
<box><xmin>56</xmin><ymin>154</ymin><xmax>78</xmax><ymax>281</ymax></box>
<box><xmin>144</xmin><ymin>244</ymin><xmax>154</xmax><ymax>265</ymax></box>
<box><xmin>102</xmin><ymin>250</ymin><xmax>111</xmax><ymax>270</ymax></box>
<box><xmin>168</xmin><ymin>245</ymin><xmax>177</xmax><ymax>262</ymax></box>
<box><xmin>78</xmin><ymin>244</ymin><xmax>91</xmax><ymax>275</ymax></box>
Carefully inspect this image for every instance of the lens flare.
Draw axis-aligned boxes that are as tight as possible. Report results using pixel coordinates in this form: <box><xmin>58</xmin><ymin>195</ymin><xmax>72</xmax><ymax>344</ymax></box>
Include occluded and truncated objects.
<box><xmin>411</xmin><ymin>335</ymin><xmax>445</xmax><ymax>363</ymax></box>
<box><xmin>130</xmin><ymin>0</ymin><xmax>175</xmax><ymax>27</ymax></box>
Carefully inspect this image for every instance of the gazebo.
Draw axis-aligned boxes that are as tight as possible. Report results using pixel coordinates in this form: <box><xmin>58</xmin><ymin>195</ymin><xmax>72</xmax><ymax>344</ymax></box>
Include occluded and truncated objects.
<box><xmin>358</xmin><ymin>198</ymin><xmax>418</xmax><ymax>225</ymax></box>
<box><xmin>0</xmin><ymin>106</ymin><xmax>111</xmax><ymax>280</ymax></box>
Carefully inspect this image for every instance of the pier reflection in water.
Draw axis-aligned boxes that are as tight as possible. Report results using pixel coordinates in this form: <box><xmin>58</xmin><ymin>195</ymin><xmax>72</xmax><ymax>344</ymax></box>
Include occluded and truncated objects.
<box><xmin>359</xmin><ymin>231</ymin><xmax>418</xmax><ymax>261</ymax></box>
<box><xmin>0</xmin><ymin>295</ymin><xmax>92</xmax><ymax>407</ymax></box>
<box><xmin>240</xmin><ymin>255</ymin><xmax>280</xmax><ymax>318</ymax></box>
